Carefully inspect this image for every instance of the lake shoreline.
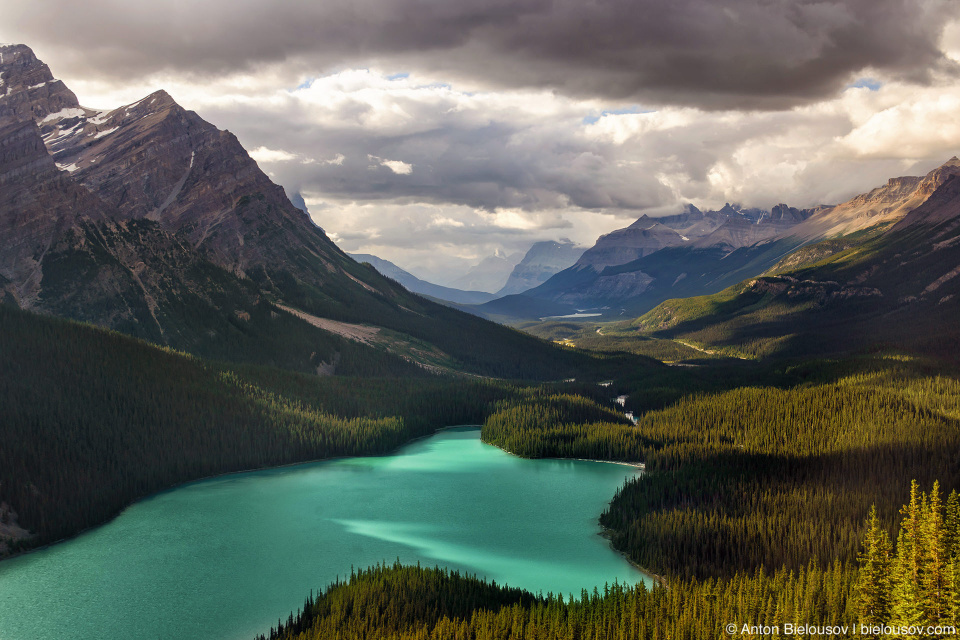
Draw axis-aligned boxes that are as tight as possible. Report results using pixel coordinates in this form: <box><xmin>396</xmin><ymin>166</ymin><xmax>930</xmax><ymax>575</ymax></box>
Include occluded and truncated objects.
<box><xmin>478</xmin><ymin>433</ymin><xmax>654</xmax><ymax>588</ymax></box>
<box><xmin>0</xmin><ymin>423</ymin><xmax>485</xmax><ymax>565</ymax></box>
<box><xmin>598</xmin><ymin>528</ymin><xmax>667</xmax><ymax>588</ymax></box>
<box><xmin>1</xmin><ymin>427</ymin><xmax>649</xmax><ymax>640</ymax></box>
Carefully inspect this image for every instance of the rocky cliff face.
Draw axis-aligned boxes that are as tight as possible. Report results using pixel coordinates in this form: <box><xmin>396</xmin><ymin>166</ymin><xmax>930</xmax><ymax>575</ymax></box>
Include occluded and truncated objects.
<box><xmin>36</xmin><ymin>88</ymin><xmax>347</xmax><ymax>281</ymax></box>
<box><xmin>1</xmin><ymin>44</ymin><xmax>367</xmax><ymax>293</ymax></box>
<box><xmin>796</xmin><ymin>158</ymin><xmax>960</xmax><ymax>238</ymax></box>
<box><xmin>0</xmin><ymin>119</ymin><xmax>107</xmax><ymax>306</ymax></box>
<box><xmin>0</xmin><ymin>44</ymin><xmax>80</xmax><ymax>125</ymax></box>
<box><xmin>893</xmin><ymin>172</ymin><xmax>960</xmax><ymax>233</ymax></box>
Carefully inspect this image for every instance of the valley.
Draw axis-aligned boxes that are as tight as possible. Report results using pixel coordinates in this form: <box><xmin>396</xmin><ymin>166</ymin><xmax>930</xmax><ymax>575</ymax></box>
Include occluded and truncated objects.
<box><xmin>2</xmin><ymin>36</ymin><xmax>960</xmax><ymax>640</ymax></box>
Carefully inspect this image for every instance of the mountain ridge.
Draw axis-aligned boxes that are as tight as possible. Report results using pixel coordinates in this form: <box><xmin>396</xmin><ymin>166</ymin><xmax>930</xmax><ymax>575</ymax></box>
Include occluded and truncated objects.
<box><xmin>0</xmin><ymin>43</ymin><xmax>598</xmax><ymax>380</ymax></box>
<box><xmin>631</xmin><ymin>156</ymin><xmax>960</xmax><ymax>359</ymax></box>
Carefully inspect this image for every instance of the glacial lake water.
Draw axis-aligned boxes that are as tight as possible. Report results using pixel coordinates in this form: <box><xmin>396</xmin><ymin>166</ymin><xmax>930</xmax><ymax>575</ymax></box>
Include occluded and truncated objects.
<box><xmin>0</xmin><ymin>427</ymin><xmax>646</xmax><ymax>640</ymax></box>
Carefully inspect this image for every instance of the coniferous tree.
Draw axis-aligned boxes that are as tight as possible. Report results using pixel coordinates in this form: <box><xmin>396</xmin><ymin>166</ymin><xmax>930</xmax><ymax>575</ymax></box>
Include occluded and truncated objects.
<box><xmin>890</xmin><ymin>482</ymin><xmax>926</xmax><ymax>629</ymax></box>
<box><xmin>920</xmin><ymin>482</ymin><xmax>948</xmax><ymax>624</ymax></box>
<box><xmin>857</xmin><ymin>506</ymin><xmax>892</xmax><ymax>633</ymax></box>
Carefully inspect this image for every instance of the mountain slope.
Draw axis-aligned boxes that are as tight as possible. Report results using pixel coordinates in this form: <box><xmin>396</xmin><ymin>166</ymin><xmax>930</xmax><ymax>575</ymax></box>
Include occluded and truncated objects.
<box><xmin>634</xmin><ymin>165</ymin><xmax>960</xmax><ymax>360</ymax></box>
<box><xmin>0</xmin><ymin>44</ymin><xmax>601</xmax><ymax>380</ymax></box>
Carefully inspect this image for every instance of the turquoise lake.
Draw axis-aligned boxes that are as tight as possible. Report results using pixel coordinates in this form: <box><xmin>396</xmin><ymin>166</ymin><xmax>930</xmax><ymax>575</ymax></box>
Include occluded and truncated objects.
<box><xmin>0</xmin><ymin>427</ymin><xmax>647</xmax><ymax>640</ymax></box>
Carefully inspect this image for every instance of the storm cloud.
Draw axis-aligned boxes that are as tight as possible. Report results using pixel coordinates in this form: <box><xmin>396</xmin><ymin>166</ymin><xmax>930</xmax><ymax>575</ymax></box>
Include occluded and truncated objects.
<box><xmin>6</xmin><ymin>0</ymin><xmax>959</xmax><ymax>109</ymax></box>
<box><xmin>4</xmin><ymin>1</ymin><xmax>960</xmax><ymax>281</ymax></box>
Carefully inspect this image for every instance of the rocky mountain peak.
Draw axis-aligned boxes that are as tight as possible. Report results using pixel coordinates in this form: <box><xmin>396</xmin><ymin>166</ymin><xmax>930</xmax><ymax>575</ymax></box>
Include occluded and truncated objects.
<box><xmin>768</xmin><ymin>203</ymin><xmax>810</xmax><ymax>224</ymax></box>
<box><xmin>718</xmin><ymin>203</ymin><xmax>739</xmax><ymax>216</ymax></box>
<box><xmin>125</xmin><ymin>89</ymin><xmax>178</xmax><ymax>118</ymax></box>
<box><xmin>914</xmin><ymin>156</ymin><xmax>960</xmax><ymax>200</ymax></box>
<box><xmin>0</xmin><ymin>44</ymin><xmax>79</xmax><ymax>125</ymax></box>
<box><xmin>627</xmin><ymin>214</ymin><xmax>655</xmax><ymax>229</ymax></box>
<box><xmin>495</xmin><ymin>239</ymin><xmax>586</xmax><ymax>296</ymax></box>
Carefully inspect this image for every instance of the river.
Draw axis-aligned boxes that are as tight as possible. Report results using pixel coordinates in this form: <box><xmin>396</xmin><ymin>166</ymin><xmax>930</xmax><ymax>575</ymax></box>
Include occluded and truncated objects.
<box><xmin>0</xmin><ymin>427</ymin><xmax>647</xmax><ymax>640</ymax></box>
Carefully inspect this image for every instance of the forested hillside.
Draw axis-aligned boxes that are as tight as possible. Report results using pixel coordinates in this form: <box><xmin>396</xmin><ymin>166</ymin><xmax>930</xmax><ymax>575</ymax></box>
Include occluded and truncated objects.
<box><xmin>0</xmin><ymin>305</ymin><xmax>526</xmax><ymax>554</ymax></box>
<box><xmin>261</xmin><ymin>482</ymin><xmax>960</xmax><ymax>639</ymax></box>
<box><xmin>260</xmin><ymin>355</ymin><xmax>960</xmax><ymax>640</ymax></box>
<box><xmin>483</xmin><ymin>357</ymin><xmax>960</xmax><ymax>579</ymax></box>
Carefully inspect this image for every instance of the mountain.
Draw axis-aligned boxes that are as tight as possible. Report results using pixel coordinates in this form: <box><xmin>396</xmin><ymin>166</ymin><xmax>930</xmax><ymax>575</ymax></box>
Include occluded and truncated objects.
<box><xmin>0</xmin><ymin>44</ymin><xmax>597</xmax><ymax>380</ymax></box>
<box><xmin>287</xmin><ymin>190</ymin><xmax>311</xmax><ymax>216</ymax></box>
<box><xmin>350</xmin><ymin>253</ymin><xmax>496</xmax><ymax>305</ymax></box>
<box><xmin>572</xmin><ymin>217</ymin><xmax>687</xmax><ymax>272</ymax></box>
<box><xmin>0</xmin><ymin>44</ymin><xmax>79</xmax><ymax>124</ymax></box>
<box><xmin>448</xmin><ymin>250</ymin><xmax>524</xmax><ymax>293</ymax></box>
<box><xmin>496</xmin><ymin>240</ymin><xmax>585</xmax><ymax>296</ymax></box>
<box><xmin>500</xmin><ymin>201</ymin><xmax>817</xmax><ymax>319</ymax></box>
<box><xmin>789</xmin><ymin>159</ymin><xmax>960</xmax><ymax>239</ymax></box>
<box><xmin>634</xmin><ymin>157</ymin><xmax>960</xmax><ymax>360</ymax></box>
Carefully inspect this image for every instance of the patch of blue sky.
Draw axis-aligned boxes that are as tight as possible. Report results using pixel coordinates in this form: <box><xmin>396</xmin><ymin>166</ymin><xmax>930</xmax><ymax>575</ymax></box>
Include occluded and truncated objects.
<box><xmin>294</xmin><ymin>77</ymin><xmax>316</xmax><ymax>91</ymax></box>
<box><xmin>387</xmin><ymin>72</ymin><xmax>410</xmax><ymax>81</ymax></box>
<box><xmin>582</xmin><ymin>105</ymin><xmax>652</xmax><ymax>125</ymax></box>
<box><xmin>846</xmin><ymin>77</ymin><xmax>882</xmax><ymax>91</ymax></box>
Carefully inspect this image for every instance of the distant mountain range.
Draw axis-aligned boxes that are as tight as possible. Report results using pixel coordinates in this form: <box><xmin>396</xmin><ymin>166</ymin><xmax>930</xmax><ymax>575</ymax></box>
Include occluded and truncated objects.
<box><xmin>447</xmin><ymin>250</ymin><xmax>524</xmax><ymax>293</ymax></box>
<box><xmin>351</xmin><ymin>240</ymin><xmax>585</xmax><ymax>305</ymax></box>
<box><xmin>468</xmin><ymin>163</ymin><xmax>960</xmax><ymax>322</ymax></box>
<box><xmin>633</xmin><ymin>157</ymin><xmax>960</xmax><ymax>360</ymax></box>
<box><xmin>0</xmin><ymin>43</ymin><xmax>593</xmax><ymax>380</ymax></box>
<box><xmin>467</xmin><ymin>201</ymin><xmax>820</xmax><ymax>320</ymax></box>
<box><xmin>349</xmin><ymin>254</ymin><xmax>497</xmax><ymax>305</ymax></box>
<box><xmin>496</xmin><ymin>240</ymin><xmax>585</xmax><ymax>296</ymax></box>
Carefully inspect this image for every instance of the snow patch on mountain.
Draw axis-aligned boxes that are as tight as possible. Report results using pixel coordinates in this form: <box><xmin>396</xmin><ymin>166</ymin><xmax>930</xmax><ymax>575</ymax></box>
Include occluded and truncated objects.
<box><xmin>41</xmin><ymin>108</ymin><xmax>85</xmax><ymax>123</ymax></box>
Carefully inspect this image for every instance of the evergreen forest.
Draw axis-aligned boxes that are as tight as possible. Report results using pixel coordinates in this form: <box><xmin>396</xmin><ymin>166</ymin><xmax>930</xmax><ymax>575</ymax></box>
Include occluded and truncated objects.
<box><xmin>4</xmin><ymin>303</ymin><xmax>960</xmax><ymax>640</ymax></box>
<box><xmin>260</xmin><ymin>481</ymin><xmax>960</xmax><ymax>639</ymax></box>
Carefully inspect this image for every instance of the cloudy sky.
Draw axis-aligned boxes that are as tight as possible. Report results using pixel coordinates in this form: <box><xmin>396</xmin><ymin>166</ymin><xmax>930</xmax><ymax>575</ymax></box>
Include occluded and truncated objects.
<box><xmin>4</xmin><ymin>0</ymin><xmax>960</xmax><ymax>283</ymax></box>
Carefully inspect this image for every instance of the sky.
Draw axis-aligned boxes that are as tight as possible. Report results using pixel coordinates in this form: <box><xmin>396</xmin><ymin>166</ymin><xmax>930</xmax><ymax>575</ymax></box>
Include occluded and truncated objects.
<box><xmin>4</xmin><ymin>0</ymin><xmax>960</xmax><ymax>284</ymax></box>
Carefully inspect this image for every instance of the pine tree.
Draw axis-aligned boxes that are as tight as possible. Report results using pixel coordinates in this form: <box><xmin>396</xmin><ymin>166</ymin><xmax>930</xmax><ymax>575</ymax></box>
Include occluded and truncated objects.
<box><xmin>945</xmin><ymin>491</ymin><xmax>960</xmax><ymax>561</ymax></box>
<box><xmin>890</xmin><ymin>481</ymin><xmax>925</xmax><ymax>629</ymax></box>
<box><xmin>920</xmin><ymin>481</ymin><xmax>948</xmax><ymax>624</ymax></box>
<box><xmin>857</xmin><ymin>508</ymin><xmax>892</xmax><ymax>634</ymax></box>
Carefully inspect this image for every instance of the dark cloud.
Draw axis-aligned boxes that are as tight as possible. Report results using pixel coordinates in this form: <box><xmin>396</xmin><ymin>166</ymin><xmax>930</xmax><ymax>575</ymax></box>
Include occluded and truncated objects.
<box><xmin>8</xmin><ymin>0</ymin><xmax>958</xmax><ymax>109</ymax></box>
<box><xmin>221</xmin><ymin>91</ymin><xmax>673</xmax><ymax>214</ymax></box>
